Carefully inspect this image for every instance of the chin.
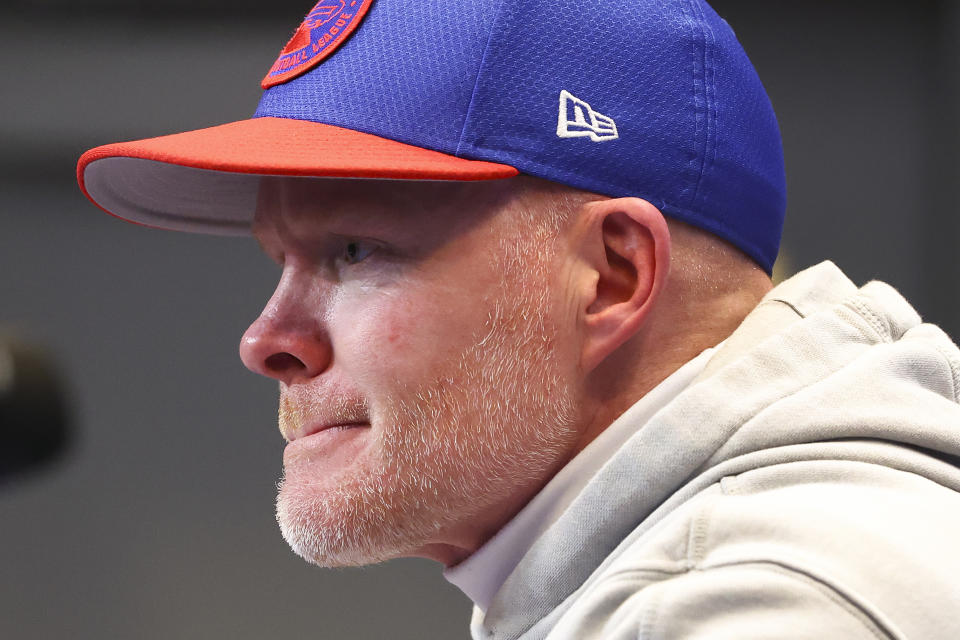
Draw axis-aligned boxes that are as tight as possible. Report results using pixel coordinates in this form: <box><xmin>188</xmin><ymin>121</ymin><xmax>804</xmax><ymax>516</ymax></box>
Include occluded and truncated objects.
<box><xmin>274</xmin><ymin>469</ymin><xmax>439</xmax><ymax>568</ymax></box>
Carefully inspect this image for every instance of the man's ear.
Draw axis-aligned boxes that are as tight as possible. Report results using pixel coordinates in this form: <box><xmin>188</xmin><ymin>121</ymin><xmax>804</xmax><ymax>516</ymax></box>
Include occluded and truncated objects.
<box><xmin>577</xmin><ymin>197</ymin><xmax>671</xmax><ymax>372</ymax></box>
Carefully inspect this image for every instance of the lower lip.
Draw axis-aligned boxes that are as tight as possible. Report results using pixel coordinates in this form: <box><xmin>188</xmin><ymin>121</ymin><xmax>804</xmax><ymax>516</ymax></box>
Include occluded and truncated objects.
<box><xmin>283</xmin><ymin>423</ymin><xmax>371</xmax><ymax>465</ymax></box>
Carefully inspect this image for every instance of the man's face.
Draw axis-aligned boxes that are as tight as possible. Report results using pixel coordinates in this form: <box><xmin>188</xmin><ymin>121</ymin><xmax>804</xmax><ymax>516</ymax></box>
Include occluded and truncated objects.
<box><xmin>240</xmin><ymin>177</ymin><xmax>584</xmax><ymax>567</ymax></box>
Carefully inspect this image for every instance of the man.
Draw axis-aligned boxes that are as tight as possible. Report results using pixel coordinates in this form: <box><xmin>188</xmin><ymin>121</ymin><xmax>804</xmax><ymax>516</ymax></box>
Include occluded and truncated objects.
<box><xmin>77</xmin><ymin>0</ymin><xmax>960</xmax><ymax>638</ymax></box>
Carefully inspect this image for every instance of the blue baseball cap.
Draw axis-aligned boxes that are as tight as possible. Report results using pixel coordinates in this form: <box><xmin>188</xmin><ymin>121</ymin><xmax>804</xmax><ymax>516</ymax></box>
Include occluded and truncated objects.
<box><xmin>78</xmin><ymin>0</ymin><xmax>786</xmax><ymax>273</ymax></box>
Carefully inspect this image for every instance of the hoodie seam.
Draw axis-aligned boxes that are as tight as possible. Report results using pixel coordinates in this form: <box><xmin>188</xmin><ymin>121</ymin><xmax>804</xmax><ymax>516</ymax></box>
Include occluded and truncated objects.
<box><xmin>846</xmin><ymin>296</ymin><xmax>891</xmax><ymax>343</ymax></box>
<box><xmin>701</xmin><ymin>561</ymin><xmax>900</xmax><ymax>640</ymax></box>
<box><xmin>595</xmin><ymin>561</ymin><xmax>900</xmax><ymax>640</ymax></box>
<box><xmin>685</xmin><ymin>499</ymin><xmax>714</xmax><ymax>567</ymax></box>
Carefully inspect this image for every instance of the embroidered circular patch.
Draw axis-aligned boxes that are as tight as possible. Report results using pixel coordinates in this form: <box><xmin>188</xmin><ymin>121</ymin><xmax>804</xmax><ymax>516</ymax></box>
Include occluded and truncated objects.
<box><xmin>262</xmin><ymin>0</ymin><xmax>375</xmax><ymax>89</ymax></box>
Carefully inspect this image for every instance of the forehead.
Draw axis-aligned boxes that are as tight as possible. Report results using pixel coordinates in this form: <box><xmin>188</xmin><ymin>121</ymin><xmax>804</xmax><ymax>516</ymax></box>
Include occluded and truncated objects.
<box><xmin>252</xmin><ymin>176</ymin><xmax>520</xmax><ymax>241</ymax></box>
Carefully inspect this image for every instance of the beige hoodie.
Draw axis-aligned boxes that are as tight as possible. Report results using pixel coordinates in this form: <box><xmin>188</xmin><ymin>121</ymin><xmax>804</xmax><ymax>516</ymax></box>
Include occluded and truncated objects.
<box><xmin>471</xmin><ymin>261</ymin><xmax>960</xmax><ymax>640</ymax></box>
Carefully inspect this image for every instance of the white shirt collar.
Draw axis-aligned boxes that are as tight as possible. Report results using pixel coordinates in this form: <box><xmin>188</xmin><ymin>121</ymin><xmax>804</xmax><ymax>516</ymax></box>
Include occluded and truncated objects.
<box><xmin>443</xmin><ymin>345</ymin><xmax>719</xmax><ymax>611</ymax></box>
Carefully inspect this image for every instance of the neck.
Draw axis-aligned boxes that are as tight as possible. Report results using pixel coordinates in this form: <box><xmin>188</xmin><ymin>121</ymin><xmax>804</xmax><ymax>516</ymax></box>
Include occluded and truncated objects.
<box><xmin>574</xmin><ymin>281</ymin><xmax>771</xmax><ymax>457</ymax></box>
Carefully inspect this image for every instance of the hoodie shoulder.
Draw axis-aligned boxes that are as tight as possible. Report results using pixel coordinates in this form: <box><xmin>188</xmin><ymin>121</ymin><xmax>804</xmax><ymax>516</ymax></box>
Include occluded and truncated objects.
<box><xmin>549</xmin><ymin>459</ymin><xmax>960</xmax><ymax>640</ymax></box>
<box><xmin>700</xmin><ymin>459</ymin><xmax>960</xmax><ymax>638</ymax></box>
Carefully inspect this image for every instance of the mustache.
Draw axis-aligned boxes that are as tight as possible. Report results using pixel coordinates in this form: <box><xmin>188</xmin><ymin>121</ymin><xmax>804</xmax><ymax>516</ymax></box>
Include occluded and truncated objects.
<box><xmin>278</xmin><ymin>391</ymin><xmax>370</xmax><ymax>441</ymax></box>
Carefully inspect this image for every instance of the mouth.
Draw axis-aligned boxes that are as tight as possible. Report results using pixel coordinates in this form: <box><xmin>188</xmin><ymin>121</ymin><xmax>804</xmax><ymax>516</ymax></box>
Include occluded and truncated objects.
<box><xmin>291</xmin><ymin>420</ymin><xmax>370</xmax><ymax>443</ymax></box>
<box><xmin>283</xmin><ymin>420</ymin><xmax>372</xmax><ymax>465</ymax></box>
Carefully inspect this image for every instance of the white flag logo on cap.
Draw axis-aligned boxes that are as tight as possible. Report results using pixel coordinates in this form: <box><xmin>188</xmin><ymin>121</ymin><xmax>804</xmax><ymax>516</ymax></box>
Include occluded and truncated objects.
<box><xmin>556</xmin><ymin>90</ymin><xmax>619</xmax><ymax>142</ymax></box>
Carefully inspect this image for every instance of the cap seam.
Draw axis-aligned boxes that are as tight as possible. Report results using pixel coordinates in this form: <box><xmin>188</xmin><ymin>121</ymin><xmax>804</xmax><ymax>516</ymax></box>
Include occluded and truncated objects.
<box><xmin>692</xmin><ymin>0</ymin><xmax>719</xmax><ymax>208</ymax></box>
<box><xmin>455</xmin><ymin>0</ymin><xmax>510</xmax><ymax>157</ymax></box>
<box><xmin>678</xmin><ymin>0</ymin><xmax>701</xmax><ymax>210</ymax></box>
<box><xmin>684</xmin><ymin>0</ymin><xmax>710</xmax><ymax>211</ymax></box>
<box><xmin>251</xmin><ymin>112</ymin><xmax>462</xmax><ymax>160</ymax></box>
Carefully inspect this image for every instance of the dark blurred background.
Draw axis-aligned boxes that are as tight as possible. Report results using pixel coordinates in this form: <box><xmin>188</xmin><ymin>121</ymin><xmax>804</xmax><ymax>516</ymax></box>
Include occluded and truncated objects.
<box><xmin>1</xmin><ymin>1</ymin><xmax>958</xmax><ymax>638</ymax></box>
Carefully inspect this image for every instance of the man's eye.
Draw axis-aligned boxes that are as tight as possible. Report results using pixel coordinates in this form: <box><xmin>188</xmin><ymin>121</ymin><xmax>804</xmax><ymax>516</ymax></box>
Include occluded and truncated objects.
<box><xmin>341</xmin><ymin>240</ymin><xmax>375</xmax><ymax>265</ymax></box>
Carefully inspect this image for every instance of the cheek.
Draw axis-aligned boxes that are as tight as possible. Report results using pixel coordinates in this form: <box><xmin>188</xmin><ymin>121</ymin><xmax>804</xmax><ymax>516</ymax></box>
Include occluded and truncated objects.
<box><xmin>333</xmin><ymin>284</ymin><xmax>488</xmax><ymax>385</ymax></box>
<box><xmin>332</xmin><ymin>292</ymin><xmax>435</xmax><ymax>379</ymax></box>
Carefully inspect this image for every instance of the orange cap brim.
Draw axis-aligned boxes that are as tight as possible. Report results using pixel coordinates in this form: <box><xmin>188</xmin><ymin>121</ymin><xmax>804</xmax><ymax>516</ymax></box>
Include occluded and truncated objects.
<box><xmin>77</xmin><ymin>117</ymin><xmax>519</xmax><ymax>234</ymax></box>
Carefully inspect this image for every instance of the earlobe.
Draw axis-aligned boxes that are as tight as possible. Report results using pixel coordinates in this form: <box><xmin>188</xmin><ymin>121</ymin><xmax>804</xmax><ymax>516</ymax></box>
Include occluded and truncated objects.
<box><xmin>579</xmin><ymin>198</ymin><xmax>671</xmax><ymax>372</ymax></box>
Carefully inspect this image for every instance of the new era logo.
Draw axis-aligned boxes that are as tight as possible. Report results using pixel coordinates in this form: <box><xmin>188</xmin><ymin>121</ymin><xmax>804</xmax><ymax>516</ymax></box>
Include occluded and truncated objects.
<box><xmin>556</xmin><ymin>90</ymin><xmax>619</xmax><ymax>142</ymax></box>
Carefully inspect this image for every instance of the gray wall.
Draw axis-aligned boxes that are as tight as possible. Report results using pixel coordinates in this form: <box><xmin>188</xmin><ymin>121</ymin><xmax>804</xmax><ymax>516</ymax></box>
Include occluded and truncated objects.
<box><xmin>1</xmin><ymin>2</ymin><xmax>957</xmax><ymax>638</ymax></box>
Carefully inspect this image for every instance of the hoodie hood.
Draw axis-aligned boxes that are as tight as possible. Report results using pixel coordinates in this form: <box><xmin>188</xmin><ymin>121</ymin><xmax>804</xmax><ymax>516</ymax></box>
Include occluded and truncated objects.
<box><xmin>477</xmin><ymin>260</ymin><xmax>960</xmax><ymax>639</ymax></box>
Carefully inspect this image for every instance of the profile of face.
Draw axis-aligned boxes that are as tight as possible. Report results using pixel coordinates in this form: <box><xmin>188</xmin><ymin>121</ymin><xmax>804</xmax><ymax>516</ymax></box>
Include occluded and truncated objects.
<box><xmin>239</xmin><ymin>177</ymin><xmax>585</xmax><ymax>567</ymax></box>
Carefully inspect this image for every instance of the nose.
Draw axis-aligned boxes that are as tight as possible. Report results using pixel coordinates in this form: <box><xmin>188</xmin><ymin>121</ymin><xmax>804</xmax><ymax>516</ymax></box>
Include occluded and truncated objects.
<box><xmin>239</xmin><ymin>270</ymin><xmax>333</xmax><ymax>385</ymax></box>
